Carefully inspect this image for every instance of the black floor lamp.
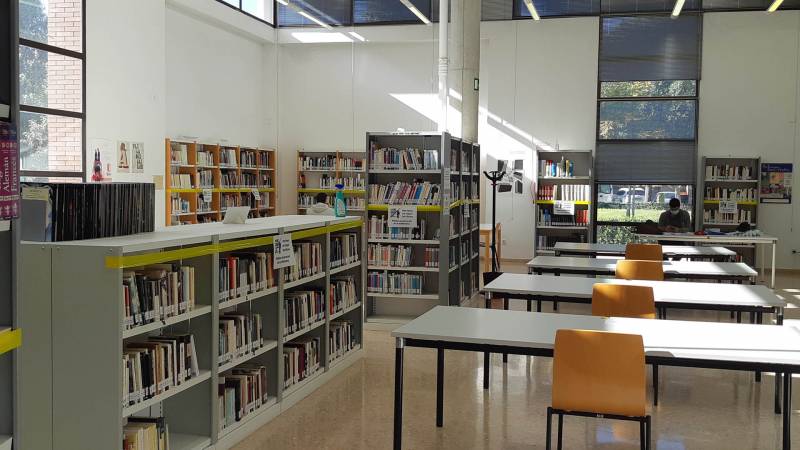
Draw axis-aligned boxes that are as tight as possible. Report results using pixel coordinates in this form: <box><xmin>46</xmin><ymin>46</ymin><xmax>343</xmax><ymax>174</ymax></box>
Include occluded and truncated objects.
<box><xmin>483</xmin><ymin>170</ymin><xmax>511</xmax><ymax>273</ymax></box>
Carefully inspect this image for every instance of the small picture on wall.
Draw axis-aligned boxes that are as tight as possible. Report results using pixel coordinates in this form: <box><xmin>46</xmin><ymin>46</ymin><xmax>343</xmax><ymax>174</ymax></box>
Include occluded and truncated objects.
<box><xmin>131</xmin><ymin>142</ymin><xmax>145</xmax><ymax>174</ymax></box>
<box><xmin>760</xmin><ymin>163</ymin><xmax>792</xmax><ymax>204</ymax></box>
<box><xmin>89</xmin><ymin>139</ymin><xmax>114</xmax><ymax>182</ymax></box>
<box><xmin>117</xmin><ymin>141</ymin><xmax>130</xmax><ymax>173</ymax></box>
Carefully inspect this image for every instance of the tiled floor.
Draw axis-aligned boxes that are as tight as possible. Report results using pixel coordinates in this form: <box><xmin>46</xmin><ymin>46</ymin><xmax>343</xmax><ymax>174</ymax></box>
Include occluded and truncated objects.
<box><xmin>233</xmin><ymin>260</ymin><xmax>800</xmax><ymax>450</ymax></box>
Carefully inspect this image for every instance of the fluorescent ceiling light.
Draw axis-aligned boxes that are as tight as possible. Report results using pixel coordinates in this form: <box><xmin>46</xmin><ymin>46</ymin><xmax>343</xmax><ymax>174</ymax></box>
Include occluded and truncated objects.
<box><xmin>298</xmin><ymin>10</ymin><xmax>333</xmax><ymax>29</ymax></box>
<box><xmin>671</xmin><ymin>0</ymin><xmax>685</xmax><ymax>17</ymax></box>
<box><xmin>399</xmin><ymin>0</ymin><xmax>432</xmax><ymax>25</ymax></box>
<box><xmin>292</xmin><ymin>32</ymin><xmax>353</xmax><ymax>43</ymax></box>
<box><xmin>524</xmin><ymin>0</ymin><xmax>541</xmax><ymax>20</ymax></box>
<box><xmin>767</xmin><ymin>0</ymin><xmax>784</xmax><ymax>12</ymax></box>
<box><xmin>348</xmin><ymin>31</ymin><xmax>366</xmax><ymax>42</ymax></box>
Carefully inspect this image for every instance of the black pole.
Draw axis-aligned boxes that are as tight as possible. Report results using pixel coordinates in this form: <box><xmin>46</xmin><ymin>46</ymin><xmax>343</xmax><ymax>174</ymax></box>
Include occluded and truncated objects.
<box><xmin>483</xmin><ymin>170</ymin><xmax>505</xmax><ymax>272</ymax></box>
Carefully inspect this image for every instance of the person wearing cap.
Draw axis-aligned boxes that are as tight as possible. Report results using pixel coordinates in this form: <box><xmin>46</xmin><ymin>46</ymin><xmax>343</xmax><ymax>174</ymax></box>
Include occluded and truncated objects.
<box><xmin>658</xmin><ymin>198</ymin><xmax>691</xmax><ymax>232</ymax></box>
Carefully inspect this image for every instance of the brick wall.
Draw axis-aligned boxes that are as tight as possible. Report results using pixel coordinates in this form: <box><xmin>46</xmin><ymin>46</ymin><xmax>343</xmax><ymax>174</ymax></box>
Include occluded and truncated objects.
<box><xmin>46</xmin><ymin>0</ymin><xmax>82</xmax><ymax>172</ymax></box>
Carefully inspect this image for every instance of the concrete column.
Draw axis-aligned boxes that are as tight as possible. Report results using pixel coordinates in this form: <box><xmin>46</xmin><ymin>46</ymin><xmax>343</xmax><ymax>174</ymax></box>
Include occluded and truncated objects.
<box><xmin>447</xmin><ymin>0</ymin><xmax>481</xmax><ymax>141</ymax></box>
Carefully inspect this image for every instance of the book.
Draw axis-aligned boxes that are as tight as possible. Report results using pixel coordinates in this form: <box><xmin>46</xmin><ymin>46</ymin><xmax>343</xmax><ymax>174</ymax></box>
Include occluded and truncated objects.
<box><xmin>122</xmin><ymin>265</ymin><xmax>195</xmax><ymax>330</ymax></box>
<box><xmin>218</xmin><ymin>365</ymin><xmax>269</xmax><ymax>430</ymax></box>
<box><xmin>283</xmin><ymin>290</ymin><xmax>325</xmax><ymax>337</ymax></box>
<box><xmin>367</xmin><ymin>244</ymin><xmax>413</xmax><ymax>267</ymax></box>
<box><xmin>283</xmin><ymin>337</ymin><xmax>321</xmax><ymax>388</ymax></box>
<box><xmin>123</xmin><ymin>417</ymin><xmax>168</xmax><ymax>450</ymax></box>
<box><xmin>329</xmin><ymin>276</ymin><xmax>358</xmax><ymax>314</ymax></box>
<box><xmin>330</xmin><ymin>233</ymin><xmax>359</xmax><ymax>268</ymax></box>
<box><xmin>367</xmin><ymin>271</ymin><xmax>423</xmax><ymax>295</ymax></box>
<box><xmin>219</xmin><ymin>252</ymin><xmax>276</xmax><ymax>301</ymax></box>
<box><xmin>123</xmin><ymin>334</ymin><xmax>199</xmax><ymax>407</ymax></box>
<box><xmin>283</xmin><ymin>242</ymin><xmax>323</xmax><ymax>282</ymax></box>
<box><xmin>219</xmin><ymin>313</ymin><xmax>264</xmax><ymax>364</ymax></box>
<box><xmin>329</xmin><ymin>320</ymin><xmax>356</xmax><ymax>361</ymax></box>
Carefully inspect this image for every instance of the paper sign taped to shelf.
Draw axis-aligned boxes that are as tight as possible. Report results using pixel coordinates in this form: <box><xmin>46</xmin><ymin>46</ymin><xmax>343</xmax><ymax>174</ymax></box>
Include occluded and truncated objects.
<box><xmin>388</xmin><ymin>205</ymin><xmax>417</xmax><ymax>228</ymax></box>
<box><xmin>553</xmin><ymin>200</ymin><xmax>575</xmax><ymax>215</ymax></box>
<box><xmin>273</xmin><ymin>234</ymin><xmax>296</xmax><ymax>269</ymax></box>
<box><xmin>202</xmin><ymin>189</ymin><xmax>212</xmax><ymax>202</ymax></box>
<box><xmin>251</xmin><ymin>188</ymin><xmax>261</xmax><ymax>201</ymax></box>
<box><xmin>719</xmin><ymin>200</ymin><xmax>738</xmax><ymax>214</ymax></box>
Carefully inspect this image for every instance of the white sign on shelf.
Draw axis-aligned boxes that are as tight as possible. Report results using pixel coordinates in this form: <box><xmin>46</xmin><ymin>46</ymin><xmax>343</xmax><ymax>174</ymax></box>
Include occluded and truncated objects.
<box><xmin>273</xmin><ymin>234</ymin><xmax>296</xmax><ymax>269</ymax></box>
<box><xmin>202</xmin><ymin>189</ymin><xmax>212</xmax><ymax>202</ymax></box>
<box><xmin>251</xmin><ymin>188</ymin><xmax>261</xmax><ymax>201</ymax></box>
<box><xmin>388</xmin><ymin>205</ymin><xmax>417</xmax><ymax>228</ymax></box>
<box><xmin>719</xmin><ymin>200</ymin><xmax>738</xmax><ymax>214</ymax></box>
<box><xmin>553</xmin><ymin>200</ymin><xmax>575</xmax><ymax>215</ymax></box>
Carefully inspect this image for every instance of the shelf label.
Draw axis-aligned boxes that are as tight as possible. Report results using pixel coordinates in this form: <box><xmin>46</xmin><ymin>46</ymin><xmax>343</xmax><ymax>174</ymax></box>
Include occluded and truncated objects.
<box><xmin>719</xmin><ymin>200</ymin><xmax>738</xmax><ymax>214</ymax></box>
<box><xmin>251</xmin><ymin>188</ymin><xmax>261</xmax><ymax>201</ymax></box>
<box><xmin>273</xmin><ymin>234</ymin><xmax>296</xmax><ymax>269</ymax></box>
<box><xmin>553</xmin><ymin>200</ymin><xmax>575</xmax><ymax>215</ymax></box>
<box><xmin>202</xmin><ymin>188</ymin><xmax>212</xmax><ymax>202</ymax></box>
<box><xmin>388</xmin><ymin>205</ymin><xmax>417</xmax><ymax>228</ymax></box>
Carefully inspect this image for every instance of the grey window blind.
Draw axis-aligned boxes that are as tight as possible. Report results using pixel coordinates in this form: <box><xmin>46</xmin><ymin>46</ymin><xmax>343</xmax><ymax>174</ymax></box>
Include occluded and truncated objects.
<box><xmin>595</xmin><ymin>141</ymin><xmax>696</xmax><ymax>183</ymax></box>
<box><xmin>514</xmin><ymin>0</ymin><xmax>599</xmax><ymax>17</ymax></box>
<box><xmin>354</xmin><ymin>0</ymin><xmax>431</xmax><ymax>23</ymax></box>
<box><xmin>483</xmin><ymin>0</ymin><xmax>513</xmax><ymax>20</ymax></box>
<box><xmin>278</xmin><ymin>0</ymin><xmax>352</xmax><ymax>26</ymax></box>
<box><xmin>600</xmin><ymin>15</ymin><xmax>701</xmax><ymax>81</ymax></box>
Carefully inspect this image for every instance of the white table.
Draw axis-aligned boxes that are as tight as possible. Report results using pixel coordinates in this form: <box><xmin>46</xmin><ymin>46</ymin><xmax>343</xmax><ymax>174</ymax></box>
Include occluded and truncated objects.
<box><xmin>391</xmin><ymin>306</ymin><xmax>800</xmax><ymax>450</ymax></box>
<box><xmin>636</xmin><ymin>233</ymin><xmax>779</xmax><ymax>288</ymax></box>
<box><xmin>553</xmin><ymin>242</ymin><xmax>737</xmax><ymax>261</ymax></box>
<box><xmin>527</xmin><ymin>256</ymin><xmax>758</xmax><ymax>283</ymax></box>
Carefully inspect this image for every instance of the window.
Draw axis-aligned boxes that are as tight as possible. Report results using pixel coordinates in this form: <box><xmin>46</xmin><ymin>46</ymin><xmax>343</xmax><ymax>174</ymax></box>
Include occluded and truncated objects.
<box><xmin>599</xmin><ymin>100</ymin><xmax>696</xmax><ymax>140</ymax></box>
<box><xmin>278</xmin><ymin>0</ymin><xmax>352</xmax><ymax>27</ymax></box>
<box><xmin>595</xmin><ymin>184</ymin><xmax>694</xmax><ymax>243</ymax></box>
<box><xmin>216</xmin><ymin>0</ymin><xmax>275</xmax><ymax>25</ymax></box>
<box><xmin>354</xmin><ymin>0</ymin><xmax>431</xmax><ymax>24</ymax></box>
<box><xmin>514</xmin><ymin>0</ymin><xmax>599</xmax><ymax>17</ymax></box>
<box><xmin>19</xmin><ymin>0</ymin><xmax>85</xmax><ymax>179</ymax></box>
<box><xmin>600</xmin><ymin>80</ymin><xmax>696</xmax><ymax>98</ymax></box>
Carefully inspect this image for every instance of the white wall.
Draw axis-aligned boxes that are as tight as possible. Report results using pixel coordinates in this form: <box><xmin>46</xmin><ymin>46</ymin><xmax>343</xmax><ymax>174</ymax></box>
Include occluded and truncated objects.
<box><xmin>700</xmin><ymin>11</ymin><xmax>800</xmax><ymax>268</ymax></box>
<box><xmin>479</xmin><ymin>18</ymin><xmax>599</xmax><ymax>260</ymax></box>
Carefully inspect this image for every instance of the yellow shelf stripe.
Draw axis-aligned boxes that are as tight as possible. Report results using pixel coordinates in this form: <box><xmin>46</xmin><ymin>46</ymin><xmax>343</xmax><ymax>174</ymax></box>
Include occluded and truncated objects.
<box><xmin>297</xmin><ymin>188</ymin><xmax>366</xmax><ymax>195</ymax></box>
<box><xmin>217</xmin><ymin>236</ymin><xmax>275</xmax><ymax>253</ymax></box>
<box><xmin>535</xmin><ymin>200</ymin><xmax>591</xmax><ymax>205</ymax></box>
<box><xmin>703</xmin><ymin>200</ymin><xmax>757</xmax><ymax>205</ymax></box>
<box><xmin>328</xmin><ymin>220</ymin><xmax>363</xmax><ymax>234</ymax></box>
<box><xmin>170</xmin><ymin>188</ymin><xmax>200</xmax><ymax>193</ymax></box>
<box><xmin>0</xmin><ymin>329</ymin><xmax>22</xmax><ymax>355</ymax></box>
<box><xmin>367</xmin><ymin>204</ymin><xmax>444</xmax><ymax>212</ymax></box>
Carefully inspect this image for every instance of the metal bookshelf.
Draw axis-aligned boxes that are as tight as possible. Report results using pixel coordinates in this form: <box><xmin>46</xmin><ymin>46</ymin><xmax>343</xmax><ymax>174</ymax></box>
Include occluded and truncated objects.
<box><xmin>295</xmin><ymin>150</ymin><xmax>367</xmax><ymax>217</ymax></box>
<box><xmin>364</xmin><ymin>132</ymin><xmax>480</xmax><ymax>326</ymax></box>
<box><xmin>534</xmin><ymin>149</ymin><xmax>593</xmax><ymax>256</ymax></box>
<box><xmin>19</xmin><ymin>216</ymin><xmax>364</xmax><ymax>450</ymax></box>
<box><xmin>165</xmin><ymin>139</ymin><xmax>278</xmax><ymax>226</ymax></box>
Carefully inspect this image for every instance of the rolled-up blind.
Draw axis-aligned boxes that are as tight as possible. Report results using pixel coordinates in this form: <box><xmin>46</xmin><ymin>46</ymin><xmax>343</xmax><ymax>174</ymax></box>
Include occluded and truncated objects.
<box><xmin>600</xmin><ymin>15</ymin><xmax>701</xmax><ymax>81</ymax></box>
<box><xmin>595</xmin><ymin>141</ymin><xmax>696</xmax><ymax>183</ymax></box>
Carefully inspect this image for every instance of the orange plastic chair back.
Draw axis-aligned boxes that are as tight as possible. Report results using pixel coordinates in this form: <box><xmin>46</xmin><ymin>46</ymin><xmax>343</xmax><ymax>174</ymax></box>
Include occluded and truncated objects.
<box><xmin>592</xmin><ymin>284</ymin><xmax>656</xmax><ymax>319</ymax></box>
<box><xmin>616</xmin><ymin>260</ymin><xmax>664</xmax><ymax>281</ymax></box>
<box><xmin>552</xmin><ymin>329</ymin><xmax>646</xmax><ymax>417</ymax></box>
<box><xmin>625</xmin><ymin>243</ymin><xmax>663</xmax><ymax>261</ymax></box>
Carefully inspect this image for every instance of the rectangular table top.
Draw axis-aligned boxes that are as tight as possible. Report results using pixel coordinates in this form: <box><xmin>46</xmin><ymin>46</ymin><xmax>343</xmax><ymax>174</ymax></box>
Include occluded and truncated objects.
<box><xmin>527</xmin><ymin>256</ymin><xmax>758</xmax><ymax>277</ymax></box>
<box><xmin>483</xmin><ymin>273</ymin><xmax>784</xmax><ymax>308</ymax></box>
<box><xmin>392</xmin><ymin>306</ymin><xmax>800</xmax><ymax>367</ymax></box>
<box><xmin>553</xmin><ymin>242</ymin><xmax>737</xmax><ymax>257</ymax></box>
<box><xmin>636</xmin><ymin>233</ymin><xmax>778</xmax><ymax>244</ymax></box>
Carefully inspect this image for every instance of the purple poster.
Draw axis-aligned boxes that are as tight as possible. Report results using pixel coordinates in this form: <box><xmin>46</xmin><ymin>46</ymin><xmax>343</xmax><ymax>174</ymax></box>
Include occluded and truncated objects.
<box><xmin>760</xmin><ymin>163</ymin><xmax>793</xmax><ymax>204</ymax></box>
<box><xmin>0</xmin><ymin>122</ymin><xmax>20</xmax><ymax>219</ymax></box>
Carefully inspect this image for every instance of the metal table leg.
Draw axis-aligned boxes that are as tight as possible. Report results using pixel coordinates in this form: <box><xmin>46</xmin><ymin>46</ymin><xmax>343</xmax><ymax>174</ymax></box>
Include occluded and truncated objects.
<box><xmin>436</xmin><ymin>347</ymin><xmax>444</xmax><ymax>427</ymax></box>
<box><xmin>394</xmin><ymin>338</ymin><xmax>405</xmax><ymax>450</ymax></box>
<box><xmin>772</xmin><ymin>242</ymin><xmax>777</xmax><ymax>289</ymax></box>
<box><xmin>783</xmin><ymin>371</ymin><xmax>792</xmax><ymax>450</ymax></box>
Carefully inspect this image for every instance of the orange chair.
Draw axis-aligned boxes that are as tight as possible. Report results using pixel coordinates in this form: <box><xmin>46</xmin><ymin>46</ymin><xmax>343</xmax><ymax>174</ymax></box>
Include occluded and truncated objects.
<box><xmin>546</xmin><ymin>329</ymin><xmax>651</xmax><ymax>450</ymax></box>
<box><xmin>616</xmin><ymin>260</ymin><xmax>664</xmax><ymax>281</ymax></box>
<box><xmin>625</xmin><ymin>243</ymin><xmax>663</xmax><ymax>261</ymax></box>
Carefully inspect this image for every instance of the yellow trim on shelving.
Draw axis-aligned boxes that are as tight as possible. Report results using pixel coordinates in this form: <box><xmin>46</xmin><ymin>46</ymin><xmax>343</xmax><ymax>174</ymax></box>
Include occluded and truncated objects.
<box><xmin>535</xmin><ymin>200</ymin><xmax>591</xmax><ymax>205</ymax></box>
<box><xmin>217</xmin><ymin>235</ymin><xmax>275</xmax><ymax>253</ymax></box>
<box><xmin>703</xmin><ymin>200</ymin><xmax>757</xmax><ymax>205</ymax></box>
<box><xmin>169</xmin><ymin>188</ymin><xmax>200</xmax><ymax>193</ymax></box>
<box><xmin>328</xmin><ymin>220</ymin><xmax>363</xmax><ymax>233</ymax></box>
<box><xmin>297</xmin><ymin>188</ymin><xmax>366</xmax><ymax>195</ymax></box>
<box><xmin>0</xmin><ymin>329</ymin><xmax>22</xmax><ymax>355</ymax></box>
<box><xmin>291</xmin><ymin>226</ymin><xmax>330</xmax><ymax>240</ymax></box>
<box><xmin>367</xmin><ymin>204</ymin><xmax>444</xmax><ymax>212</ymax></box>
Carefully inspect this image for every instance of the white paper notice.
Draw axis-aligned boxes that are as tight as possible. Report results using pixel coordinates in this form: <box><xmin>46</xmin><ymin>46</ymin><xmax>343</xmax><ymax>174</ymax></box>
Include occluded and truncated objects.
<box><xmin>388</xmin><ymin>205</ymin><xmax>417</xmax><ymax>228</ymax></box>
<box><xmin>553</xmin><ymin>200</ymin><xmax>575</xmax><ymax>215</ymax></box>
<box><xmin>273</xmin><ymin>234</ymin><xmax>296</xmax><ymax>269</ymax></box>
<box><xmin>202</xmin><ymin>189</ymin><xmax>213</xmax><ymax>202</ymax></box>
<box><xmin>719</xmin><ymin>200</ymin><xmax>738</xmax><ymax>214</ymax></box>
<box><xmin>251</xmin><ymin>188</ymin><xmax>261</xmax><ymax>201</ymax></box>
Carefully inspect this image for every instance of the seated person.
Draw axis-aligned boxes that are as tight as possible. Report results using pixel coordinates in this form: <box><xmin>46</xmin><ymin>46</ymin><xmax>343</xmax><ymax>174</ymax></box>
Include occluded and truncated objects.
<box><xmin>658</xmin><ymin>198</ymin><xmax>691</xmax><ymax>232</ymax></box>
<box><xmin>307</xmin><ymin>192</ymin><xmax>334</xmax><ymax>216</ymax></box>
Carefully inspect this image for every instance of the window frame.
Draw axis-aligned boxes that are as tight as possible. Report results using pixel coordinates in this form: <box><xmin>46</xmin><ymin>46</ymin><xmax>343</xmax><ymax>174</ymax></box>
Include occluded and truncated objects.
<box><xmin>214</xmin><ymin>0</ymin><xmax>278</xmax><ymax>27</ymax></box>
<box><xmin>19</xmin><ymin>0</ymin><xmax>87</xmax><ymax>180</ymax></box>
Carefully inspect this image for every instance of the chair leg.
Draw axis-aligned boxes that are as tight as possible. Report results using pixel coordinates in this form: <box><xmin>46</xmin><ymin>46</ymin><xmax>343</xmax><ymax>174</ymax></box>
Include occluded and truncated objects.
<box><xmin>640</xmin><ymin>419</ymin><xmax>646</xmax><ymax>450</ymax></box>
<box><xmin>645</xmin><ymin>416</ymin><xmax>652</xmax><ymax>450</ymax></box>
<box><xmin>557</xmin><ymin>413</ymin><xmax>564</xmax><ymax>450</ymax></box>
<box><xmin>653</xmin><ymin>365</ymin><xmax>659</xmax><ymax>406</ymax></box>
<box><xmin>545</xmin><ymin>407</ymin><xmax>553</xmax><ymax>450</ymax></box>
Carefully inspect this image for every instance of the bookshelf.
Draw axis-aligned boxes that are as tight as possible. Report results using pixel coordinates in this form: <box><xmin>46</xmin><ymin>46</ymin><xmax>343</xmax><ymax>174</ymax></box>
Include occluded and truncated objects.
<box><xmin>296</xmin><ymin>150</ymin><xmax>367</xmax><ymax>216</ymax></box>
<box><xmin>534</xmin><ymin>149</ymin><xmax>593</xmax><ymax>256</ymax></box>
<box><xmin>365</xmin><ymin>132</ymin><xmax>480</xmax><ymax>326</ymax></box>
<box><xmin>19</xmin><ymin>215</ymin><xmax>364</xmax><ymax>450</ymax></box>
<box><xmin>166</xmin><ymin>139</ymin><xmax>278</xmax><ymax>226</ymax></box>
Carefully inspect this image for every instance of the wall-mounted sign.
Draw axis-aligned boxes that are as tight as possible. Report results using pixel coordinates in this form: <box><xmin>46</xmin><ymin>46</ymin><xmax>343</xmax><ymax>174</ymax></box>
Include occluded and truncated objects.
<box><xmin>760</xmin><ymin>163</ymin><xmax>792</xmax><ymax>204</ymax></box>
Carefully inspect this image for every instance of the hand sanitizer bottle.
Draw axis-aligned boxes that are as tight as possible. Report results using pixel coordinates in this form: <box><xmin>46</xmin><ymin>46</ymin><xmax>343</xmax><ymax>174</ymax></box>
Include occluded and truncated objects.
<box><xmin>334</xmin><ymin>184</ymin><xmax>346</xmax><ymax>217</ymax></box>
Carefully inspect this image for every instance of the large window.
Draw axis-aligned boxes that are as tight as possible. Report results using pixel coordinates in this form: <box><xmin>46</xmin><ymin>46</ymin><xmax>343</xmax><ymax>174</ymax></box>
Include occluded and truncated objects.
<box><xmin>18</xmin><ymin>0</ymin><xmax>84</xmax><ymax>179</ymax></box>
<box><xmin>216</xmin><ymin>0</ymin><xmax>276</xmax><ymax>25</ymax></box>
<box><xmin>596</xmin><ymin>184</ymin><xmax>694</xmax><ymax>243</ymax></box>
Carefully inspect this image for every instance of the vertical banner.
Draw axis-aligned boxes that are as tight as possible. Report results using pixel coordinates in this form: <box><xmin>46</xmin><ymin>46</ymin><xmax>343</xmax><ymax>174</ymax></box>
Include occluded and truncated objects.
<box><xmin>0</xmin><ymin>122</ymin><xmax>20</xmax><ymax>220</ymax></box>
<box><xmin>760</xmin><ymin>163</ymin><xmax>792</xmax><ymax>204</ymax></box>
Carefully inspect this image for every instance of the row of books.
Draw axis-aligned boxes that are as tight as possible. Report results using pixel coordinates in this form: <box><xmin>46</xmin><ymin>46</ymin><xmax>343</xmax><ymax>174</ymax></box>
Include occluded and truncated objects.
<box><xmin>284</xmin><ymin>290</ymin><xmax>326</xmax><ymax>337</ymax></box>
<box><xmin>340</xmin><ymin>156</ymin><xmax>365</xmax><ymax>171</ymax></box>
<box><xmin>450</xmin><ymin>181</ymin><xmax>460</xmax><ymax>200</ymax></box>
<box><xmin>538</xmin><ymin>209</ymin><xmax>590</xmax><ymax>226</ymax></box>
<box><xmin>539</xmin><ymin>157</ymin><xmax>576</xmax><ymax>178</ymax></box>
<box><xmin>170</xmin><ymin>195</ymin><xmax>190</xmax><ymax>215</ymax></box>
<box><xmin>285</xmin><ymin>242</ymin><xmax>324</xmax><ymax>282</ymax></box>
<box><xmin>460</xmin><ymin>241</ymin><xmax>470</xmax><ymax>264</ymax></box>
<box><xmin>219</xmin><ymin>253</ymin><xmax>277</xmax><ymax>300</ymax></box>
<box><xmin>318</xmin><ymin>175</ymin><xmax>365</xmax><ymax>190</ymax></box>
<box><xmin>218</xmin><ymin>366</ymin><xmax>269</xmax><ymax>432</ymax></box>
<box><xmin>367</xmin><ymin>271</ymin><xmax>424</xmax><ymax>295</ymax></box>
<box><xmin>368</xmin><ymin>244</ymin><xmax>413</xmax><ymax>267</ymax></box>
<box><xmin>369</xmin><ymin>182</ymin><xmax>441</xmax><ymax>205</ymax></box>
<box><xmin>367</xmin><ymin>215</ymin><xmax>427</xmax><ymax>240</ymax></box>
<box><xmin>219</xmin><ymin>313</ymin><xmax>264</xmax><ymax>365</ymax></box>
<box><xmin>170</xmin><ymin>173</ymin><xmax>193</xmax><ymax>189</ymax></box>
<box><xmin>199</xmin><ymin>169</ymin><xmax>214</xmax><ymax>188</ymax></box>
<box><xmin>537</xmin><ymin>184</ymin><xmax>591</xmax><ymax>201</ymax></box>
<box><xmin>198</xmin><ymin>197</ymin><xmax>213</xmax><ymax>212</ymax></box>
<box><xmin>704</xmin><ymin>208</ymin><xmax>753</xmax><ymax>225</ymax></box>
<box><xmin>122</xmin><ymin>265</ymin><xmax>196</xmax><ymax>330</ymax></box>
<box><xmin>240</xmin><ymin>150</ymin><xmax>260</xmax><ymax>168</ymax></box>
<box><xmin>331</xmin><ymin>233</ymin><xmax>360</xmax><ymax>268</ymax></box>
<box><xmin>220</xmin><ymin>148</ymin><xmax>238</xmax><ymax>166</ymax></box>
<box><xmin>123</xmin><ymin>417</ymin><xmax>168</xmax><ymax>450</ymax></box>
<box><xmin>329</xmin><ymin>320</ymin><xmax>356</xmax><ymax>362</ymax></box>
<box><xmin>299</xmin><ymin>155</ymin><xmax>336</xmax><ymax>170</ymax></box>
<box><xmin>221</xmin><ymin>172</ymin><xmax>242</xmax><ymax>187</ymax></box>
<box><xmin>330</xmin><ymin>276</ymin><xmax>358</xmax><ymax>315</ymax></box>
<box><xmin>705</xmin><ymin>164</ymin><xmax>754</xmax><ymax>180</ymax></box>
<box><xmin>369</xmin><ymin>146</ymin><xmax>440</xmax><ymax>170</ymax></box>
<box><xmin>298</xmin><ymin>194</ymin><xmax>364</xmax><ymax>210</ymax></box>
<box><xmin>424</xmin><ymin>247</ymin><xmax>440</xmax><ymax>268</ymax></box>
<box><xmin>283</xmin><ymin>337</ymin><xmax>321</xmax><ymax>389</ymax></box>
<box><xmin>171</xmin><ymin>142</ymin><xmax>190</xmax><ymax>165</ymax></box>
<box><xmin>704</xmin><ymin>187</ymin><xmax>757</xmax><ymax>201</ymax></box>
<box><xmin>123</xmin><ymin>334</ymin><xmax>200</xmax><ymax>408</ymax></box>
<box><xmin>198</xmin><ymin>150</ymin><xmax>214</xmax><ymax>167</ymax></box>
<box><xmin>459</xmin><ymin>150</ymin><xmax>472</xmax><ymax>172</ymax></box>
<box><xmin>221</xmin><ymin>193</ymin><xmax>243</xmax><ymax>209</ymax></box>
<box><xmin>261</xmin><ymin>174</ymin><xmax>273</xmax><ymax>187</ymax></box>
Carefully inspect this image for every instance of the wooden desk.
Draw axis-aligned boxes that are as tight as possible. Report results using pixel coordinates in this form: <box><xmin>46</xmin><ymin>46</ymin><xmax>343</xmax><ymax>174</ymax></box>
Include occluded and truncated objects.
<box><xmin>479</xmin><ymin>223</ymin><xmax>501</xmax><ymax>272</ymax></box>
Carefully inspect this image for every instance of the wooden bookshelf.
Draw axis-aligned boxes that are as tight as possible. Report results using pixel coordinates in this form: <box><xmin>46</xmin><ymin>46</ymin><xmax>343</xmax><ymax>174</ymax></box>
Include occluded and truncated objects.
<box><xmin>166</xmin><ymin>139</ymin><xmax>277</xmax><ymax>226</ymax></box>
<box><xmin>296</xmin><ymin>150</ymin><xmax>366</xmax><ymax>215</ymax></box>
<box><xmin>19</xmin><ymin>216</ymin><xmax>364</xmax><ymax>450</ymax></box>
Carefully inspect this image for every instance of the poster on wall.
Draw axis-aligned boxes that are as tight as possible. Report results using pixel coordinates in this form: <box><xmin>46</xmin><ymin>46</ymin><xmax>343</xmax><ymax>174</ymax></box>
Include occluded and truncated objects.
<box><xmin>0</xmin><ymin>122</ymin><xmax>20</xmax><ymax>220</ymax></box>
<box><xmin>89</xmin><ymin>139</ymin><xmax>114</xmax><ymax>182</ymax></box>
<box><xmin>117</xmin><ymin>141</ymin><xmax>130</xmax><ymax>173</ymax></box>
<box><xmin>131</xmin><ymin>142</ymin><xmax>145</xmax><ymax>174</ymax></box>
<box><xmin>760</xmin><ymin>163</ymin><xmax>792</xmax><ymax>204</ymax></box>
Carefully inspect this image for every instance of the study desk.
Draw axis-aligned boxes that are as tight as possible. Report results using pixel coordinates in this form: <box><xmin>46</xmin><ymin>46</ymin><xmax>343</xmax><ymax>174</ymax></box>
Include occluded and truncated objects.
<box><xmin>636</xmin><ymin>233</ymin><xmax>779</xmax><ymax>288</ymax></box>
<box><xmin>391</xmin><ymin>306</ymin><xmax>800</xmax><ymax>450</ymax></box>
<box><xmin>553</xmin><ymin>242</ymin><xmax>737</xmax><ymax>261</ymax></box>
<box><xmin>527</xmin><ymin>256</ymin><xmax>758</xmax><ymax>283</ymax></box>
